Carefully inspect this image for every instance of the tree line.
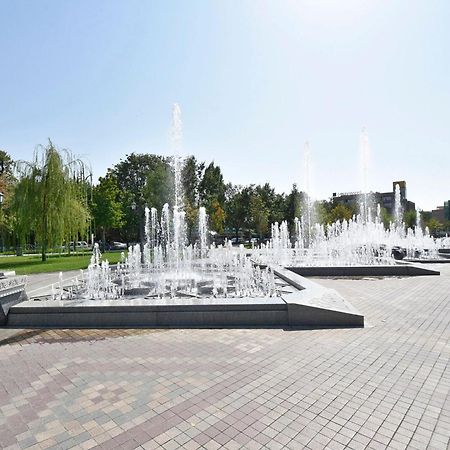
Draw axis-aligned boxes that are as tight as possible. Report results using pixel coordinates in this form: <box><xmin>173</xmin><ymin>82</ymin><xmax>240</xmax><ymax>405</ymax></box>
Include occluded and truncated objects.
<box><xmin>1</xmin><ymin>142</ymin><xmax>447</xmax><ymax>261</ymax></box>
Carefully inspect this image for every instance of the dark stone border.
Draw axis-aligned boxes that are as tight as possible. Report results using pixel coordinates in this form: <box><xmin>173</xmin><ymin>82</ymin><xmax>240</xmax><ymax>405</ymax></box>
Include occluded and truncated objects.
<box><xmin>6</xmin><ymin>266</ymin><xmax>364</xmax><ymax>329</ymax></box>
<box><xmin>287</xmin><ymin>264</ymin><xmax>440</xmax><ymax>277</ymax></box>
<box><xmin>403</xmin><ymin>258</ymin><xmax>450</xmax><ymax>264</ymax></box>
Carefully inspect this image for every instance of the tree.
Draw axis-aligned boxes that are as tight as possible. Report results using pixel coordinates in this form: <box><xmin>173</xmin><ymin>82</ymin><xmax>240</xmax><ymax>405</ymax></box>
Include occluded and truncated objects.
<box><xmin>380</xmin><ymin>207</ymin><xmax>393</xmax><ymax>229</ymax></box>
<box><xmin>325</xmin><ymin>203</ymin><xmax>354</xmax><ymax>224</ymax></box>
<box><xmin>199</xmin><ymin>162</ymin><xmax>226</xmax><ymax>222</ymax></box>
<box><xmin>426</xmin><ymin>218</ymin><xmax>443</xmax><ymax>236</ymax></box>
<box><xmin>145</xmin><ymin>161</ymin><xmax>172</xmax><ymax>212</ymax></box>
<box><xmin>92</xmin><ymin>173</ymin><xmax>124</xmax><ymax>248</ymax></box>
<box><xmin>112</xmin><ymin>153</ymin><xmax>170</xmax><ymax>243</ymax></box>
<box><xmin>403</xmin><ymin>210</ymin><xmax>417</xmax><ymax>229</ymax></box>
<box><xmin>199</xmin><ymin>162</ymin><xmax>225</xmax><ymax>203</ymax></box>
<box><xmin>225</xmin><ymin>184</ymin><xmax>253</xmax><ymax>240</ymax></box>
<box><xmin>250</xmin><ymin>194</ymin><xmax>269</xmax><ymax>239</ymax></box>
<box><xmin>182</xmin><ymin>156</ymin><xmax>204</xmax><ymax>240</ymax></box>
<box><xmin>316</xmin><ymin>200</ymin><xmax>331</xmax><ymax>225</ymax></box>
<box><xmin>0</xmin><ymin>149</ymin><xmax>15</xmax><ymax>183</ymax></box>
<box><xmin>182</xmin><ymin>156</ymin><xmax>204</xmax><ymax>209</ymax></box>
<box><xmin>444</xmin><ymin>220</ymin><xmax>450</xmax><ymax>233</ymax></box>
<box><xmin>285</xmin><ymin>184</ymin><xmax>302</xmax><ymax>231</ymax></box>
<box><xmin>210</xmin><ymin>199</ymin><xmax>226</xmax><ymax>234</ymax></box>
<box><xmin>13</xmin><ymin>141</ymin><xmax>90</xmax><ymax>261</ymax></box>
<box><xmin>0</xmin><ymin>150</ymin><xmax>16</xmax><ymax>251</ymax></box>
<box><xmin>254</xmin><ymin>183</ymin><xmax>285</xmax><ymax>225</ymax></box>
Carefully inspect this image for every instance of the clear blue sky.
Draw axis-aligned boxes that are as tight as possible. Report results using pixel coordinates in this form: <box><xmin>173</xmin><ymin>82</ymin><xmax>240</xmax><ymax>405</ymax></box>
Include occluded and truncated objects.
<box><xmin>1</xmin><ymin>0</ymin><xmax>449</xmax><ymax>210</ymax></box>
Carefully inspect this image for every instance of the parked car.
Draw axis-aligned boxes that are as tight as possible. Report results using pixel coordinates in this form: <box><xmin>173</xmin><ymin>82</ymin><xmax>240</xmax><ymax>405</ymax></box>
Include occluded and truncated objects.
<box><xmin>108</xmin><ymin>241</ymin><xmax>127</xmax><ymax>250</ymax></box>
<box><xmin>60</xmin><ymin>241</ymin><xmax>88</xmax><ymax>251</ymax></box>
<box><xmin>69</xmin><ymin>241</ymin><xmax>90</xmax><ymax>250</ymax></box>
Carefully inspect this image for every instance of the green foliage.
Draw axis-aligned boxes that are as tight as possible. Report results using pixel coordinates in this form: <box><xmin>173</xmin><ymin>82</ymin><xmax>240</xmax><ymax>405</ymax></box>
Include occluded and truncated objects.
<box><xmin>182</xmin><ymin>156</ymin><xmax>204</xmax><ymax>238</ymax></box>
<box><xmin>380</xmin><ymin>207</ymin><xmax>393</xmax><ymax>229</ymax></box>
<box><xmin>145</xmin><ymin>161</ymin><xmax>172</xmax><ymax>212</ymax></box>
<box><xmin>0</xmin><ymin>149</ymin><xmax>14</xmax><ymax>177</ymax></box>
<box><xmin>255</xmin><ymin>183</ymin><xmax>286</xmax><ymax>225</ymax></box>
<box><xmin>199</xmin><ymin>162</ymin><xmax>225</xmax><ymax>204</ymax></box>
<box><xmin>325</xmin><ymin>203</ymin><xmax>355</xmax><ymax>224</ymax></box>
<box><xmin>210</xmin><ymin>199</ymin><xmax>226</xmax><ymax>234</ymax></box>
<box><xmin>12</xmin><ymin>141</ymin><xmax>90</xmax><ymax>261</ymax></box>
<box><xmin>0</xmin><ymin>150</ymin><xmax>16</xmax><ymax>249</ymax></box>
<box><xmin>250</xmin><ymin>194</ymin><xmax>269</xmax><ymax>238</ymax></box>
<box><xmin>421</xmin><ymin>211</ymin><xmax>431</xmax><ymax>223</ymax></box>
<box><xmin>315</xmin><ymin>200</ymin><xmax>330</xmax><ymax>225</ymax></box>
<box><xmin>199</xmin><ymin>162</ymin><xmax>226</xmax><ymax>222</ymax></box>
<box><xmin>112</xmin><ymin>153</ymin><xmax>170</xmax><ymax>241</ymax></box>
<box><xmin>92</xmin><ymin>173</ymin><xmax>124</xmax><ymax>244</ymax></box>
<box><xmin>403</xmin><ymin>210</ymin><xmax>417</xmax><ymax>229</ymax></box>
<box><xmin>14</xmin><ymin>143</ymin><xmax>434</xmax><ymax>250</ymax></box>
<box><xmin>182</xmin><ymin>156</ymin><xmax>204</xmax><ymax>208</ymax></box>
<box><xmin>425</xmin><ymin>217</ymin><xmax>443</xmax><ymax>235</ymax></box>
<box><xmin>224</xmin><ymin>184</ymin><xmax>253</xmax><ymax>238</ymax></box>
<box><xmin>113</xmin><ymin>154</ymin><xmax>167</xmax><ymax>200</ymax></box>
<box><xmin>285</xmin><ymin>184</ymin><xmax>302</xmax><ymax>226</ymax></box>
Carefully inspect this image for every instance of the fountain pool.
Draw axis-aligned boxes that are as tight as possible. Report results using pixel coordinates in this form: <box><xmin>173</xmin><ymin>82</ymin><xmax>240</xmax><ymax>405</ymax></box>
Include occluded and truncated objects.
<box><xmin>7</xmin><ymin>109</ymin><xmax>441</xmax><ymax>328</ymax></box>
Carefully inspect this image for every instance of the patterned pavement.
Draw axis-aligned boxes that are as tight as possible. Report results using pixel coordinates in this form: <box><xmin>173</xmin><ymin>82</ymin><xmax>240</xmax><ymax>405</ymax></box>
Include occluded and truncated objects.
<box><xmin>0</xmin><ymin>266</ymin><xmax>449</xmax><ymax>449</ymax></box>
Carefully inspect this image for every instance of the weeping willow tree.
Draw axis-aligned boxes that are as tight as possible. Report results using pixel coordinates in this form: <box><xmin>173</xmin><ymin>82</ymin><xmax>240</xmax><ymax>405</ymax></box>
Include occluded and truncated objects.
<box><xmin>13</xmin><ymin>141</ymin><xmax>91</xmax><ymax>261</ymax></box>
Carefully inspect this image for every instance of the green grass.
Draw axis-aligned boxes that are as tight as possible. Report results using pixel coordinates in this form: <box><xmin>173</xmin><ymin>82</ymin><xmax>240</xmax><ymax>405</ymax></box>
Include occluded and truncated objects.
<box><xmin>0</xmin><ymin>251</ymin><xmax>124</xmax><ymax>275</ymax></box>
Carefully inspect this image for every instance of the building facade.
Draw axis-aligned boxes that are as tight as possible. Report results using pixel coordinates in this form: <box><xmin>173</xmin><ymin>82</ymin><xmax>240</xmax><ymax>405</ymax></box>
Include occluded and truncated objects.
<box><xmin>332</xmin><ymin>181</ymin><xmax>415</xmax><ymax>216</ymax></box>
<box><xmin>430</xmin><ymin>201</ymin><xmax>450</xmax><ymax>223</ymax></box>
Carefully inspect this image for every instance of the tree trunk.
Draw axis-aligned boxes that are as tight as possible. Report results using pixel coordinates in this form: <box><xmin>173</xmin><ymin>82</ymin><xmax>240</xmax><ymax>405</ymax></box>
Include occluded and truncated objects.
<box><xmin>102</xmin><ymin>227</ymin><xmax>106</xmax><ymax>252</ymax></box>
<box><xmin>41</xmin><ymin>219</ymin><xmax>47</xmax><ymax>262</ymax></box>
<box><xmin>42</xmin><ymin>188</ymin><xmax>48</xmax><ymax>262</ymax></box>
<box><xmin>41</xmin><ymin>241</ymin><xmax>47</xmax><ymax>261</ymax></box>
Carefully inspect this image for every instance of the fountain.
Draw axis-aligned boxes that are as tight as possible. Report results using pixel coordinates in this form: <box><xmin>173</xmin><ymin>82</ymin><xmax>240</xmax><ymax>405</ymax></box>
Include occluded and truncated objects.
<box><xmin>254</xmin><ymin>205</ymin><xmax>444</xmax><ymax>277</ymax></box>
<box><xmin>301</xmin><ymin>141</ymin><xmax>317</xmax><ymax>248</ymax></box>
<box><xmin>10</xmin><ymin>212</ymin><xmax>363</xmax><ymax>328</ymax></box>
<box><xmin>359</xmin><ymin>128</ymin><xmax>373</xmax><ymax>223</ymax></box>
<box><xmin>6</xmin><ymin>105</ymin><xmax>366</xmax><ymax>329</ymax></box>
<box><xmin>77</xmin><ymin>104</ymin><xmax>278</xmax><ymax>302</ymax></box>
<box><xmin>393</xmin><ymin>183</ymin><xmax>403</xmax><ymax>231</ymax></box>
<box><xmin>253</xmin><ymin>130</ymin><xmax>444</xmax><ymax>273</ymax></box>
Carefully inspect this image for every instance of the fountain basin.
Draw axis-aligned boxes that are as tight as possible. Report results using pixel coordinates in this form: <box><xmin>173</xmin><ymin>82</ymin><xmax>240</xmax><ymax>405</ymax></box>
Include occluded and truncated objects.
<box><xmin>0</xmin><ymin>275</ymin><xmax>28</xmax><ymax>325</ymax></box>
<box><xmin>6</xmin><ymin>266</ymin><xmax>364</xmax><ymax>329</ymax></box>
<box><xmin>287</xmin><ymin>263</ymin><xmax>440</xmax><ymax>277</ymax></box>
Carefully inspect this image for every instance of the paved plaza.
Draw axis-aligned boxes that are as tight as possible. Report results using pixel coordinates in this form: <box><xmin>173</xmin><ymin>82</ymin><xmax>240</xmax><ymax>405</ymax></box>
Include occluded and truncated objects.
<box><xmin>1</xmin><ymin>266</ymin><xmax>449</xmax><ymax>450</ymax></box>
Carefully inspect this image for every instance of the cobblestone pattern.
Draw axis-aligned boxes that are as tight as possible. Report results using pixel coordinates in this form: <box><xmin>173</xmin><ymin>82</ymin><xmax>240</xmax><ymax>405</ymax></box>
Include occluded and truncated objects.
<box><xmin>0</xmin><ymin>266</ymin><xmax>449</xmax><ymax>449</ymax></box>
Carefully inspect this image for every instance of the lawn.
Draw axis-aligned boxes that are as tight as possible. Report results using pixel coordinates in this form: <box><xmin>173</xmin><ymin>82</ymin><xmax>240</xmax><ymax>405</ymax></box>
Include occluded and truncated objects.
<box><xmin>0</xmin><ymin>251</ymin><xmax>124</xmax><ymax>275</ymax></box>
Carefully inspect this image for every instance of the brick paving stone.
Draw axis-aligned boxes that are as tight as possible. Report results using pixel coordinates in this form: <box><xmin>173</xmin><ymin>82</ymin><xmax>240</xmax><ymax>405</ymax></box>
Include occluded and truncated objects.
<box><xmin>1</xmin><ymin>266</ymin><xmax>450</xmax><ymax>449</ymax></box>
